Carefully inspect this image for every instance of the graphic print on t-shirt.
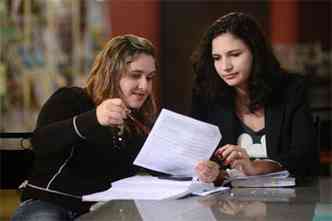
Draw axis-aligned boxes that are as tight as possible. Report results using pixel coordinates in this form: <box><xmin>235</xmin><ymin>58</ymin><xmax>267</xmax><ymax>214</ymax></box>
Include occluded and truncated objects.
<box><xmin>237</xmin><ymin>133</ymin><xmax>267</xmax><ymax>158</ymax></box>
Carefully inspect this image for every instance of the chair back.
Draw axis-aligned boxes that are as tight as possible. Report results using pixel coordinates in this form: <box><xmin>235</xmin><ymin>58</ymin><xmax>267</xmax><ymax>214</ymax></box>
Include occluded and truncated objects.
<box><xmin>0</xmin><ymin>132</ymin><xmax>34</xmax><ymax>189</ymax></box>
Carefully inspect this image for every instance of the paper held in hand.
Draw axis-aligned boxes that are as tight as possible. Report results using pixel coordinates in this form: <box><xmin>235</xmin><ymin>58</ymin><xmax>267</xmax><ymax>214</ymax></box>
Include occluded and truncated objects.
<box><xmin>133</xmin><ymin>108</ymin><xmax>222</xmax><ymax>177</ymax></box>
<box><xmin>82</xmin><ymin>109</ymin><xmax>227</xmax><ymax>202</ymax></box>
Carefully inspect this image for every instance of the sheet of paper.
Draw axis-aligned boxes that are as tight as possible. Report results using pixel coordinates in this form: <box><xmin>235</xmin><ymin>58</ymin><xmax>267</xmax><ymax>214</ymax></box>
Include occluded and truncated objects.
<box><xmin>134</xmin><ymin>109</ymin><xmax>222</xmax><ymax>176</ymax></box>
<box><xmin>223</xmin><ymin>169</ymin><xmax>294</xmax><ymax>188</ymax></box>
<box><xmin>226</xmin><ymin>169</ymin><xmax>290</xmax><ymax>181</ymax></box>
<box><xmin>192</xmin><ymin>186</ymin><xmax>230</xmax><ymax>196</ymax></box>
<box><xmin>82</xmin><ymin>176</ymin><xmax>193</xmax><ymax>201</ymax></box>
<box><xmin>82</xmin><ymin>175</ymin><xmax>227</xmax><ymax>202</ymax></box>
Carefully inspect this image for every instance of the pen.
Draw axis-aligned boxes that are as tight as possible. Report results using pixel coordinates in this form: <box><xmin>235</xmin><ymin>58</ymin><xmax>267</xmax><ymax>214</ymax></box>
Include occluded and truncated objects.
<box><xmin>121</xmin><ymin>100</ymin><xmax>150</xmax><ymax>135</ymax></box>
<box><xmin>211</xmin><ymin>155</ymin><xmax>229</xmax><ymax>170</ymax></box>
<box><xmin>158</xmin><ymin>175</ymin><xmax>193</xmax><ymax>181</ymax></box>
<box><xmin>127</xmin><ymin>113</ymin><xmax>151</xmax><ymax>135</ymax></box>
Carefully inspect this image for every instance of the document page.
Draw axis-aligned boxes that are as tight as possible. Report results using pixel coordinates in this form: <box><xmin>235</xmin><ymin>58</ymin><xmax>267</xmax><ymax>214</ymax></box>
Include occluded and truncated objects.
<box><xmin>83</xmin><ymin>175</ymin><xmax>206</xmax><ymax>201</ymax></box>
<box><xmin>134</xmin><ymin>109</ymin><xmax>222</xmax><ymax>176</ymax></box>
<box><xmin>82</xmin><ymin>175</ymin><xmax>228</xmax><ymax>202</ymax></box>
<box><xmin>224</xmin><ymin>169</ymin><xmax>295</xmax><ymax>187</ymax></box>
<box><xmin>226</xmin><ymin>169</ymin><xmax>290</xmax><ymax>181</ymax></box>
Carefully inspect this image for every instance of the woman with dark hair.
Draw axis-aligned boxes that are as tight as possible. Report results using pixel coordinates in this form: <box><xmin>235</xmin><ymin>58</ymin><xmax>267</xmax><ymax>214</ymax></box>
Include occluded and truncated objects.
<box><xmin>192</xmin><ymin>12</ymin><xmax>318</xmax><ymax>184</ymax></box>
<box><xmin>11</xmin><ymin>34</ymin><xmax>158</xmax><ymax>221</ymax></box>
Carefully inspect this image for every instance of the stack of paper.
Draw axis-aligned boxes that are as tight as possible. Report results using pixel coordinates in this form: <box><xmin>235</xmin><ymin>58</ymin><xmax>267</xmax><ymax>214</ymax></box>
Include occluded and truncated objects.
<box><xmin>225</xmin><ymin>170</ymin><xmax>295</xmax><ymax>187</ymax></box>
<box><xmin>82</xmin><ymin>175</ymin><xmax>229</xmax><ymax>202</ymax></box>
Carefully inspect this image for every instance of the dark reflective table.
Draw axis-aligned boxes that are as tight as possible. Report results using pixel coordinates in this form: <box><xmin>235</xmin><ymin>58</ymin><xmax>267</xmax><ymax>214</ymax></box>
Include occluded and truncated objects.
<box><xmin>77</xmin><ymin>177</ymin><xmax>332</xmax><ymax>221</ymax></box>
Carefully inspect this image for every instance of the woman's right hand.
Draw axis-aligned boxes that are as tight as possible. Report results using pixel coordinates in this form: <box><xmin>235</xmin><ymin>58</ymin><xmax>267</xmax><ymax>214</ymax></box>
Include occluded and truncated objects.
<box><xmin>215</xmin><ymin>144</ymin><xmax>256</xmax><ymax>175</ymax></box>
<box><xmin>96</xmin><ymin>98</ymin><xmax>128</xmax><ymax>126</ymax></box>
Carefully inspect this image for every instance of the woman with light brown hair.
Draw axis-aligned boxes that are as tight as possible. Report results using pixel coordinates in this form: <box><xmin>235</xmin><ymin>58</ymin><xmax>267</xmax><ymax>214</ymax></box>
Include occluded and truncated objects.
<box><xmin>11</xmin><ymin>34</ymin><xmax>158</xmax><ymax>221</ymax></box>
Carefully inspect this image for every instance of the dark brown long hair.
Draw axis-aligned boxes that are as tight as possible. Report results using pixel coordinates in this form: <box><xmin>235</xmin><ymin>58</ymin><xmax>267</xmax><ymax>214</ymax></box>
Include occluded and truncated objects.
<box><xmin>191</xmin><ymin>12</ymin><xmax>283</xmax><ymax>112</ymax></box>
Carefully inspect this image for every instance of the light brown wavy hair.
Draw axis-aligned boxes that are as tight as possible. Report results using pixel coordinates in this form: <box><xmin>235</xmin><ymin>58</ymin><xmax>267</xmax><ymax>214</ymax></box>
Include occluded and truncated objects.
<box><xmin>85</xmin><ymin>34</ymin><xmax>158</xmax><ymax>134</ymax></box>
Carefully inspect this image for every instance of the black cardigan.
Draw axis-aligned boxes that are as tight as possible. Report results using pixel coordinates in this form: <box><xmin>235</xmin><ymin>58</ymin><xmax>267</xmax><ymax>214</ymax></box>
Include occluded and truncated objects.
<box><xmin>192</xmin><ymin>74</ymin><xmax>319</xmax><ymax>177</ymax></box>
<box><xmin>22</xmin><ymin>87</ymin><xmax>146</xmax><ymax>214</ymax></box>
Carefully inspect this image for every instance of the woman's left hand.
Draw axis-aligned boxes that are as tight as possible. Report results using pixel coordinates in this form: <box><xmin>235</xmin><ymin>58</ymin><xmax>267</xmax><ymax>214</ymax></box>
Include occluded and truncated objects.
<box><xmin>195</xmin><ymin>160</ymin><xmax>220</xmax><ymax>183</ymax></box>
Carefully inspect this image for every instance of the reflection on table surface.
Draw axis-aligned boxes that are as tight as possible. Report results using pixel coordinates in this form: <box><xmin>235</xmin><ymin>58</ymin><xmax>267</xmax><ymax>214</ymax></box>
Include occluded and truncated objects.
<box><xmin>77</xmin><ymin>177</ymin><xmax>332</xmax><ymax>221</ymax></box>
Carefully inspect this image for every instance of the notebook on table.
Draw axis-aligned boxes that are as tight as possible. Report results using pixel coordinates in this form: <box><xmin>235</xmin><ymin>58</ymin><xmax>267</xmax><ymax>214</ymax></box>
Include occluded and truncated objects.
<box><xmin>224</xmin><ymin>169</ymin><xmax>295</xmax><ymax>187</ymax></box>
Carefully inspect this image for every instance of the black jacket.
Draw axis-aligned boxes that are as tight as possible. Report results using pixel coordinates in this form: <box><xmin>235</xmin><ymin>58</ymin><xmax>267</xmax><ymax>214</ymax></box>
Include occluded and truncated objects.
<box><xmin>192</xmin><ymin>74</ymin><xmax>318</xmax><ymax>177</ymax></box>
<box><xmin>22</xmin><ymin>87</ymin><xmax>146</xmax><ymax>214</ymax></box>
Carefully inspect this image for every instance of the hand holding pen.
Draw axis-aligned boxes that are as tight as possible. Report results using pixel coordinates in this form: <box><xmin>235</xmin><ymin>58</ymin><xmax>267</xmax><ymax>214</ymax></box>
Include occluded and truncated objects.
<box><xmin>96</xmin><ymin>98</ymin><xmax>150</xmax><ymax>135</ymax></box>
<box><xmin>96</xmin><ymin>98</ymin><xmax>129</xmax><ymax>127</ymax></box>
<box><xmin>215</xmin><ymin>145</ymin><xmax>256</xmax><ymax>175</ymax></box>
